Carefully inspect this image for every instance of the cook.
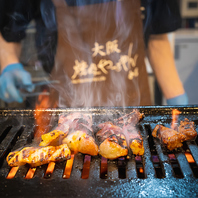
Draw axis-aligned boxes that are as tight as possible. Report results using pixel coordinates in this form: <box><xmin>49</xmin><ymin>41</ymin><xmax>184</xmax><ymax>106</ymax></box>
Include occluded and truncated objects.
<box><xmin>0</xmin><ymin>0</ymin><xmax>188</xmax><ymax>106</ymax></box>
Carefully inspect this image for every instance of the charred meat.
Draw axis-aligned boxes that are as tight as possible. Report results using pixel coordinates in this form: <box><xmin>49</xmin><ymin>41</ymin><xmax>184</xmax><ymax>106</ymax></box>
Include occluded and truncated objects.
<box><xmin>39</xmin><ymin>113</ymin><xmax>92</xmax><ymax>147</ymax></box>
<box><xmin>58</xmin><ymin>113</ymin><xmax>92</xmax><ymax>130</ymax></box>
<box><xmin>62</xmin><ymin>130</ymin><xmax>98</xmax><ymax>156</ymax></box>
<box><xmin>122</xmin><ymin>125</ymin><xmax>144</xmax><ymax>155</ymax></box>
<box><xmin>152</xmin><ymin>125</ymin><xmax>186</xmax><ymax>151</ymax></box>
<box><xmin>96</xmin><ymin>122</ymin><xmax>122</xmax><ymax>143</ymax></box>
<box><xmin>61</xmin><ymin>113</ymin><xmax>98</xmax><ymax>155</ymax></box>
<box><xmin>99</xmin><ymin>134</ymin><xmax>128</xmax><ymax>160</ymax></box>
<box><xmin>96</xmin><ymin>122</ymin><xmax>128</xmax><ymax>159</ymax></box>
<box><xmin>114</xmin><ymin>109</ymin><xmax>144</xmax><ymax>126</ymax></box>
<box><xmin>39</xmin><ymin>130</ymin><xmax>68</xmax><ymax>146</ymax></box>
<box><xmin>178</xmin><ymin>118</ymin><xmax>197</xmax><ymax>141</ymax></box>
<box><xmin>7</xmin><ymin>144</ymin><xmax>71</xmax><ymax>167</ymax></box>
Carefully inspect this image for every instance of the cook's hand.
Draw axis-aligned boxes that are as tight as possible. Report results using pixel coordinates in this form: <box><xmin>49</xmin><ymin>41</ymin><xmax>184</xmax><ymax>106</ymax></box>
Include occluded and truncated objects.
<box><xmin>167</xmin><ymin>93</ymin><xmax>188</xmax><ymax>105</ymax></box>
<box><xmin>0</xmin><ymin>63</ymin><xmax>34</xmax><ymax>103</ymax></box>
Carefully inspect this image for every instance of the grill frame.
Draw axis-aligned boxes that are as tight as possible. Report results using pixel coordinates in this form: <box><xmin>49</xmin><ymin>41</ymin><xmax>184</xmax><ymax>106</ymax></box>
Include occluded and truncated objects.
<box><xmin>0</xmin><ymin>105</ymin><xmax>198</xmax><ymax>197</ymax></box>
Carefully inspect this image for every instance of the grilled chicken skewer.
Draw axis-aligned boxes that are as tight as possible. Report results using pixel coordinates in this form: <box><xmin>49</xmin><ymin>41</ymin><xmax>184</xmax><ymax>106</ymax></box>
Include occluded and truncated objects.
<box><xmin>39</xmin><ymin>112</ymin><xmax>98</xmax><ymax>155</ymax></box>
<box><xmin>96</xmin><ymin>122</ymin><xmax>128</xmax><ymax>160</ymax></box>
<box><xmin>61</xmin><ymin>113</ymin><xmax>98</xmax><ymax>156</ymax></box>
<box><xmin>62</xmin><ymin>130</ymin><xmax>98</xmax><ymax>156</ymax></box>
<box><xmin>7</xmin><ymin>144</ymin><xmax>71</xmax><ymax>167</ymax></box>
<box><xmin>39</xmin><ymin>130</ymin><xmax>67</xmax><ymax>146</ymax></box>
<box><xmin>122</xmin><ymin>125</ymin><xmax>144</xmax><ymax>155</ymax></box>
<box><xmin>114</xmin><ymin>109</ymin><xmax>144</xmax><ymax>126</ymax></box>
<box><xmin>39</xmin><ymin>113</ymin><xmax>92</xmax><ymax>147</ymax></box>
<box><xmin>96</xmin><ymin>110</ymin><xmax>145</xmax><ymax>159</ymax></box>
<box><xmin>152</xmin><ymin>125</ymin><xmax>186</xmax><ymax>151</ymax></box>
<box><xmin>178</xmin><ymin>118</ymin><xmax>197</xmax><ymax>141</ymax></box>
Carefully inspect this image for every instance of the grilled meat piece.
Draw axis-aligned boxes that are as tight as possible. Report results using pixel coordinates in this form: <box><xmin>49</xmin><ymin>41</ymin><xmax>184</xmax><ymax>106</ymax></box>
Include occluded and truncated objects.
<box><xmin>7</xmin><ymin>144</ymin><xmax>71</xmax><ymax>167</ymax></box>
<box><xmin>123</xmin><ymin>125</ymin><xmax>144</xmax><ymax>155</ymax></box>
<box><xmin>152</xmin><ymin>125</ymin><xmax>186</xmax><ymax>151</ymax></box>
<box><xmin>99</xmin><ymin>134</ymin><xmax>128</xmax><ymax>160</ymax></box>
<box><xmin>97</xmin><ymin>122</ymin><xmax>122</xmax><ymax>143</ymax></box>
<box><xmin>62</xmin><ymin>130</ymin><xmax>98</xmax><ymax>156</ymax></box>
<box><xmin>39</xmin><ymin>113</ymin><xmax>92</xmax><ymax>147</ymax></box>
<box><xmin>178</xmin><ymin>118</ymin><xmax>197</xmax><ymax>141</ymax></box>
<box><xmin>55</xmin><ymin>123</ymin><xmax>70</xmax><ymax>133</ymax></box>
<box><xmin>96</xmin><ymin>122</ymin><xmax>128</xmax><ymax>159</ymax></box>
<box><xmin>114</xmin><ymin>109</ymin><xmax>144</xmax><ymax>126</ymax></box>
<box><xmin>39</xmin><ymin>130</ymin><xmax>68</xmax><ymax>146</ymax></box>
<box><xmin>58</xmin><ymin>113</ymin><xmax>92</xmax><ymax>130</ymax></box>
<box><xmin>60</xmin><ymin>113</ymin><xmax>98</xmax><ymax>156</ymax></box>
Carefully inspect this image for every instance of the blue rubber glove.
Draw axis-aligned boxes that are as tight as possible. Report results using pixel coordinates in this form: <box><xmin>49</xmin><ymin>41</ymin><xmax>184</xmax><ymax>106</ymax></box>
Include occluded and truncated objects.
<box><xmin>167</xmin><ymin>93</ymin><xmax>188</xmax><ymax>105</ymax></box>
<box><xmin>0</xmin><ymin>63</ymin><xmax>34</xmax><ymax>103</ymax></box>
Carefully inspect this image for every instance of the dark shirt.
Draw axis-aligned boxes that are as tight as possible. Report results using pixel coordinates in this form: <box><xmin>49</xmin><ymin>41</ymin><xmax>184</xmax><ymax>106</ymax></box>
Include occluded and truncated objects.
<box><xmin>141</xmin><ymin>0</ymin><xmax>181</xmax><ymax>45</ymax></box>
<box><xmin>0</xmin><ymin>0</ymin><xmax>181</xmax><ymax>72</ymax></box>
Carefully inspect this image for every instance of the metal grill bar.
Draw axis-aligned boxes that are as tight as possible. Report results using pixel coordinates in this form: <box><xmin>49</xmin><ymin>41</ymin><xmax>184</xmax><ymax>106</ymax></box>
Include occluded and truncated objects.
<box><xmin>187</xmin><ymin>141</ymin><xmax>198</xmax><ymax>166</ymax></box>
<box><xmin>126</xmin><ymin>156</ymin><xmax>137</xmax><ymax>179</ymax></box>
<box><xmin>175</xmin><ymin>151</ymin><xmax>194</xmax><ymax>177</ymax></box>
<box><xmin>108</xmin><ymin>161</ymin><xmax>118</xmax><ymax>179</ymax></box>
<box><xmin>142</xmin><ymin>125</ymin><xmax>156</xmax><ymax>178</ymax></box>
<box><xmin>89</xmin><ymin>157</ymin><xmax>100</xmax><ymax>180</ymax></box>
<box><xmin>70</xmin><ymin>153</ymin><xmax>83</xmax><ymax>179</ymax></box>
<box><xmin>0</xmin><ymin>126</ymin><xmax>23</xmax><ymax>159</ymax></box>
<box><xmin>153</xmin><ymin>138</ymin><xmax>174</xmax><ymax>178</ymax></box>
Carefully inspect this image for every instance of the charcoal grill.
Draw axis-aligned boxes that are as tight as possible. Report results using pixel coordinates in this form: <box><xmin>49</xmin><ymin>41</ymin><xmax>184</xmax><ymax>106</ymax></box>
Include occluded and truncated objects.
<box><xmin>0</xmin><ymin>106</ymin><xmax>198</xmax><ymax>197</ymax></box>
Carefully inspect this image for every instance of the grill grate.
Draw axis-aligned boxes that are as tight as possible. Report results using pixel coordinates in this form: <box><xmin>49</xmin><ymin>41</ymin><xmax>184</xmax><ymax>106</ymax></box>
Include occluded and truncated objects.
<box><xmin>0</xmin><ymin>106</ymin><xmax>198</xmax><ymax>197</ymax></box>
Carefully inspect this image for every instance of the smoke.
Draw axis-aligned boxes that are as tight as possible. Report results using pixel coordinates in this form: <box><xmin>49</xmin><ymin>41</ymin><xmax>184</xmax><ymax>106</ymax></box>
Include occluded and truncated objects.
<box><xmin>40</xmin><ymin>0</ymin><xmax>144</xmax><ymax>108</ymax></box>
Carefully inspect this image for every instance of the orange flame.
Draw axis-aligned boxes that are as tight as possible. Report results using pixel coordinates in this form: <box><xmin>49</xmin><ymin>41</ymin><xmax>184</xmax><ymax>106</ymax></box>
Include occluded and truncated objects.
<box><xmin>185</xmin><ymin>153</ymin><xmax>195</xmax><ymax>163</ymax></box>
<box><xmin>139</xmin><ymin>167</ymin><xmax>144</xmax><ymax>173</ymax></box>
<box><xmin>34</xmin><ymin>89</ymin><xmax>57</xmax><ymax>141</ymax></box>
<box><xmin>25</xmin><ymin>167</ymin><xmax>36</xmax><ymax>179</ymax></box>
<box><xmin>171</xmin><ymin>109</ymin><xmax>181</xmax><ymax>130</ymax></box>
<box><xmin>63</xmin><ymin>154</ymin><xmax>75</xmax><ymax>179</ymax></box>
<box><xmin>6</xmin><ymin>167</ymin><xmax>19</xmax><ymax>179</ymax></box>
<box><xmin>45</xmin><ymin>162</ymin><xmax>56</xmax><ymax>178</ymax></box>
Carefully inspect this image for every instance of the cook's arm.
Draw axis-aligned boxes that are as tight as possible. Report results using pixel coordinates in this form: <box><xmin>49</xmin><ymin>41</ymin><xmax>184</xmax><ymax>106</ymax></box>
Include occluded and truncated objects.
<box><xmin>0</xmin><ymin>33</ymin><xmax>21</xmax><ymax>71</ymax></box>
<box><xmin>147</xmin><ymin>33</ymin><xmax>188</xmax><ymax>105</ymax></box>
<box><xmin>0</xmin><ymin>33</ymin><xmax>33</xmax><ymax>103</ymax></box>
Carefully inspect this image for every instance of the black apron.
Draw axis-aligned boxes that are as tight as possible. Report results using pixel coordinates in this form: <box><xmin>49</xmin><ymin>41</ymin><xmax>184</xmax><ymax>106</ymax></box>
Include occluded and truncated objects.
<box><xmin>50</xmin><ymin>0</ymin><xmax>151</xmax><ymax>107</ymax></box>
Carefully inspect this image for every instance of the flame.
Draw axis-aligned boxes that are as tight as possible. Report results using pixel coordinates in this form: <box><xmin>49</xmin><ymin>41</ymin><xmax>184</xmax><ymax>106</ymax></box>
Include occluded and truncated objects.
<box><xmin>63</xmin><ymin>154</ymin><xmax>75</xmax><ymax>179</ymax></box>
<box><xmin>171</xmin><ymin>109</ymin><xmax>181</xmax><ymax>130</ymax></box>
<box><xmin>139</xmin><ymin>167</ymin><xmax>144</xmax><ymax>173</ymax></box>
<box><xmin>185</xmin><ymin>153</ymin><xmax>195</xmax><ymax>163</ymax></box>
<box><xmin>34</xmin><ymin>89</ymin><xmax>57</xmax><ymax>141</ymax></box>
<box><xmin>6</xmin><ymin>167</ymin><xmax>19</xmax><ymax>179</ymax></box>
<box><xmin>25</xmin><ymin>168</ymin><xmax>36</xmax><ymax>179</ymax></box>
<box><xmin>45</xmin><ymin>162</ymin><xmax>56</xmax><ymax>178</ymax></box>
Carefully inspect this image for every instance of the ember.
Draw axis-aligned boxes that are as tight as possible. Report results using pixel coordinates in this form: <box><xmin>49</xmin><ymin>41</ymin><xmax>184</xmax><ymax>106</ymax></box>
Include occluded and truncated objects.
<box><xmin>25</xmin><ymin>167</ymin><xmax>36</xmax><ymax>179</ymax></box>
<box><xmin>171</xmin><ymin>109</ymin><xmax>181</xmax><ymax>130</ymax></box>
